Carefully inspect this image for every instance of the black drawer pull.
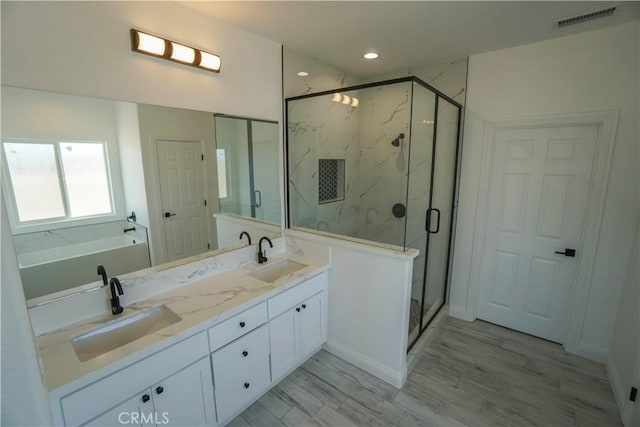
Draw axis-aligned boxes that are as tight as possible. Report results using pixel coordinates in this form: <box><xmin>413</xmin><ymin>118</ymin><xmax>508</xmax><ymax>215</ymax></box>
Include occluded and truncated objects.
<box><xmin>244</xmin><ymin>382</ymin><xmax>250</xmax><ymax>389</ymax></box>
<box><xmin>302</xmin><ymin>304</ymin><xmax>307</xmax><ymax>309</ymax></box>
<box><xmin>242</xmin><ymin>350</ymin><xmax>248</xmax><ymax>357</ymax></box>
<box><xmin>141</xmin><ymin>394</ymin><xmax>150</xmax><ymax>403</ymax></box>
<box><xmin>156</xmin><ymin>386</ymin><xmax>164</xmax><ymax>395</ymax></box>
<box><xmin>239</xmin><ymin>321</ymin><xmax>246</xmax><ymax>328</ymax></box>
<box><xmin>296</xmin><ymin>307</ymin><xmax>301</xmax><ymax>312</ymax></box>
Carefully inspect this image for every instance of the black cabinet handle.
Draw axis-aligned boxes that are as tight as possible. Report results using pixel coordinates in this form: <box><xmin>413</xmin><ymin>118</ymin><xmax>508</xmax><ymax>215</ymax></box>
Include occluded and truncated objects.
<box><xmin>142</xmin><ymin>394</ymin><xmax>150</xmax><ymax>403</ymax></box>
<box><xmin>242</xmin><ymin>350</ymin><xmax>248</xmax><ymax>357</ymax></box>
<box><xmin>302</xmin><ymin>304</ymin><xmax>307</xmax><ymax>309</ymax></box>
<box><xmin>296</xmin><ymin>307</ymin><xmax>301</xmax><ymax>312</ymax></box>
<box><xmin>164</xmin><ymin>212</ymin><xmax>176</xmax><ymax>218</ymax></box>
<box><xmin>555</xmin><ymin>248</ymin><xmax>576</xmax><ymax>257</ymax></box>
<box><xmin>239</xmin><ymin>321</ymin><xmax>246</xmax><ymax>328</ymax></box>
<box><xmin>244</xmin><ymin>382</ymin><xmax>250</xmax><ymax>389</ymax></box>
<box><xmin>156</xmin><ymin>386</ymin><xmax>164</xmax><ymax>395</ymax></box>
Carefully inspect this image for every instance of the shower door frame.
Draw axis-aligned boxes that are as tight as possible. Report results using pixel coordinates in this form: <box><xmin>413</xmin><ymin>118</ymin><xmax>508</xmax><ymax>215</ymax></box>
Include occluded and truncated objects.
<box><xmin>408</xmin><ymin>89</ymin><xmax>463</xmax><ymax>351</ymax></box>
<box><xmin>283</xmin><ymin>77</ymin><xmax>463</xmax><ymax>352</ymax></box>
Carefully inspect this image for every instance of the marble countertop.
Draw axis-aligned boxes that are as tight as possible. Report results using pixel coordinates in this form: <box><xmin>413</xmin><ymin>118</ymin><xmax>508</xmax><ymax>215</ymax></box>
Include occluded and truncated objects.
<box><xmin>36</xmin><ymin>253</ymin><xmax>329</xmax><ymax>394</ymax></box>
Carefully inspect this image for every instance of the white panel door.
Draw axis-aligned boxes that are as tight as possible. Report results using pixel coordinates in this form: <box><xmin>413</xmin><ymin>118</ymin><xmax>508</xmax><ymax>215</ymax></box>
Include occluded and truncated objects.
<box><xmin>157</xmin><ymin>140</ymin><xmax>208</xmax><ymax>262</ymax></box>
<box><xmin>477</xmin><ymin>124</ymin><xmax>599</xmax><ymax>342</ymax></box>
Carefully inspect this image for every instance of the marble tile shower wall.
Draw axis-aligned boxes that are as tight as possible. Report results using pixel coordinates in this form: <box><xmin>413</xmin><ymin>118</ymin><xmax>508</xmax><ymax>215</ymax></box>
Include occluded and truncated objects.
<box><xmin>366</xmin><ymin>58</ymin><xmax>468</xmax><ymax>105</ymax></box>
<box><xmin>356</xmin><ymin>83</ymin><xmax>412</xmax><ymax>247</ymax></box>
<box><xmin>288</xmin><ymin>94</ymin><xmax>362</xmax><ymax>236</ymax></box>
<box><xmin>283</xmin><ymin>47</ymin><xmax>361</xmax><ymax>98</ymax></box>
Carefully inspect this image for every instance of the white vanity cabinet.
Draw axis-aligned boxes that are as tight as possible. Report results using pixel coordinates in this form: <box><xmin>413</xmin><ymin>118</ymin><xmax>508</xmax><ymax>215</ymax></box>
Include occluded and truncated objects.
<box><xmin>52</xmin><ymin>268</ymin><xmax>328</xmax><ymax>427</ymax></box>
<box><xmin>268</xmin><ymin>273</ymin><xmax>327</xmax><ymax>381</ymax></box>
<box><xmin>57</xmin><ymin>332</ymin><xmax>215</xmax><ymax>426</ymax></box>
<box><xmin>211</xmin><ymin>324</ymin><xmax>271</xmax><ymax>422</ymax></box>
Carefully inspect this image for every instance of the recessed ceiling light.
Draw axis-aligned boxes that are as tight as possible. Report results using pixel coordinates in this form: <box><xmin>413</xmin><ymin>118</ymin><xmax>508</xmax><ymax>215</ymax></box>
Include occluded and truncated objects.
<box><xmin>363</xmin><ymin>52</ymin><xmax>379</xmax><ymax>60</ymax></box>
<box><xmin>297</xmin><ymin>71</ymin><xmax>309</xmax><ymax>77</ymax></box>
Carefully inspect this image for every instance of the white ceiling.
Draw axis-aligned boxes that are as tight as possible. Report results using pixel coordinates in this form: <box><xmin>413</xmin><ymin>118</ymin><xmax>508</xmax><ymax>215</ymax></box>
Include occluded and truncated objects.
<box><xmin>180</xmin><ymin>1</ymin><xmax>639</xmax><ymax>78</ymax></box>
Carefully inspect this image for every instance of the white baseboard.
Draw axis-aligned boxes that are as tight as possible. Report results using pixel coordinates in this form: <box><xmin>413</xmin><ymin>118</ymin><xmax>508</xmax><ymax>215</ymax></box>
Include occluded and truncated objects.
<box><xmin>606</xmin><ymin>353</ymin><xmax>632</xmax><ymax>426</ymax></box>
<box><xmin>573</xmin><ymin>342</ymin><xmax>608</xmax><ymax>363</ymax></box>
<box><xmin>323</xmin><ymin>340</ymin><xmax>405</xmax><ymax>388</ymax></box>
<box><xmin>448</xmin><ymin>304</ymin><xmax>474</xmax><ymax>321</ymax></box>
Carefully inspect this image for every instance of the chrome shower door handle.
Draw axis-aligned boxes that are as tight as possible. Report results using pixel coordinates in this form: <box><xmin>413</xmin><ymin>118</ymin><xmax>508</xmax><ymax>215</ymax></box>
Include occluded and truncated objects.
<box><xmin>254</xmin><ymin>190</ymin><xmax>262</xmax><ymax>207</ymax></box>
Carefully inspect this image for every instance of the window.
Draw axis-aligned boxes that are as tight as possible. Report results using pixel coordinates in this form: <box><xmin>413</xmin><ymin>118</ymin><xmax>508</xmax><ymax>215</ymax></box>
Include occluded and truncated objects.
<box><xmin>2</xmin><ymin>140</ymin><xmax>114</xmax><ymax>224</ymax></box>
<box><xmin>216</xmin><ymin>148</ymin><xmax>229</xmax><ymax>199</ymax></box>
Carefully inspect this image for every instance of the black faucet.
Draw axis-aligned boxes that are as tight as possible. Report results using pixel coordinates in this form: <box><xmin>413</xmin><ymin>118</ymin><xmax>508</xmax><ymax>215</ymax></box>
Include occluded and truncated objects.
<box><xmin>258</xmin><ymin>237</ymin><xmax>273</xmax><ymax>264</ymax></box>
<box><xmin>239</xmin><ymin>231</ymin><xmax>252</xmax><ymax>246</ymax></box>
<box><xmin>97</xmin><ymin>265</ymin><xmax>108</xmax><ymax>287</ymax></box>
<box><xmin>109</xmin><ymin>278</ymin><xmax>124</xmax><ymax>315</ymax></box>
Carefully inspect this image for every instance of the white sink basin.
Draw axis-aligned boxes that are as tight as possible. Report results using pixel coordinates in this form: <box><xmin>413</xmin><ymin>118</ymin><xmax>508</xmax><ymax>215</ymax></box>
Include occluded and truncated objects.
<box><xmin>249</xmin><ymin>259</ymin><xmax>307</xmax><ymax>283</ymax></box>
<box><xmin>71</xmin><ymin>305</ymin><xmax>181</xmax><ymax>362</ymax></box>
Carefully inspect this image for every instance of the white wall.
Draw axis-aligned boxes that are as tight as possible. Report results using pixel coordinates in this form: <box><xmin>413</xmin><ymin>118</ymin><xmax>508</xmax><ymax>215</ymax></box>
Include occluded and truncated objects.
<box><xmin>115</xmin><ymin>101</ymin><xmax>150</xmax><ymax>230</ymax></box>
<box><xmin>450</xmin><ymin>21</ymin><xmax>640</xmax><ymax>361</ymax></box>
<box><xmin>606</xmin><ymin>217</ymin><xmax>639</xmax><ymax>426</ymax></box>
<box><xmin>286</xmin><ymin>229</ymin><xmax>417</xmax><ymax>388</ymax></box>
<box><xmin>0</xmin><ymin>198</ymin><xmax>52</xmax><ymax>426</ymax></box>
<box><xmin>1</xmin><ymin>1</ymin><xmax>281</xmax><ymax>121</ymax></box>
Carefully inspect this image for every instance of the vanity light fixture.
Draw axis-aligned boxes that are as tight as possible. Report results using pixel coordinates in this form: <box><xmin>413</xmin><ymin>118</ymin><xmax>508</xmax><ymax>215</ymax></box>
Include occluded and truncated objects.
<box><xmin>130</xmin><ymin>29</ymin><xmax>221</xmax><ymax>73</ymax></box>
<box><xmin>363</xmin><ymin>51</ymin><xmax>379</xmax><ymax>60</ymax></box>
<box><xmin>297</xmin><ymin>71</ymin><xmax>309</xmax><ymax>77</ymax></box>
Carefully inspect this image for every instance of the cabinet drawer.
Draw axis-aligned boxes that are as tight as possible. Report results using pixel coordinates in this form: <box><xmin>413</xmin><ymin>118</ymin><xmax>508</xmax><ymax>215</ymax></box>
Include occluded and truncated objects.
<box><xmin>208</xmin><ymin>302</ymin><xmax>267</xmax><ymax>352</ymax></box>
<box><xmin>211</xmin><ymin>324</ymin><xmax>269</xmax><ymax>386</ymax></box>
<box><xmin>268</xmin><ymin>272</ymin><xmax>327</xmax><ymax>319</ymax></box>
<box><xmin>61</xmin><ymin>332</ymin><xmax>208</xmax><ymax>426</ymax></box>
<box><xmin>214</xmin><ymin>355</ymin><xmax>271</xmax><ymax>423</ymax></box>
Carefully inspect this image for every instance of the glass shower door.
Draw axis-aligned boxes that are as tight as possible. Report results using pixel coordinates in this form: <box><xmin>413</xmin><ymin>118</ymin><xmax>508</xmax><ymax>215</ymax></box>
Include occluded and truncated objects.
<box><xmin>406</xmin><ymin>83</ymin><xmax>436</xmax><ymax>345</ymax></box>
<box><xmin>419</xmin><ymin>97</ymin><xmax>460</xmax><ymax>333</ymax></box>
<box><xmin>250</xmin><ymin>120</ymin><xmax>279</xmax><ymax>224</ymax></box>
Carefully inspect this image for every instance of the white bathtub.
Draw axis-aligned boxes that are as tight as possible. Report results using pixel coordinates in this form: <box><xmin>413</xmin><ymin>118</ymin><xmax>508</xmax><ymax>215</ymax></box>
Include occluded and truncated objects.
<box><xmin>19</xmin><ymin>235</ymin><xmax>150</xmax><ymax>300</ymax></box>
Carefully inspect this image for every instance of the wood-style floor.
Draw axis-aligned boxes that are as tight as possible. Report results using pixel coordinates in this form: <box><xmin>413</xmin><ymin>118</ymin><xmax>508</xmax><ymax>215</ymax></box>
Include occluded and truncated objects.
<box><xmin>229</xmin><ymin>317</ymin><xmax>622</xmax><ymax>426</ymax></box>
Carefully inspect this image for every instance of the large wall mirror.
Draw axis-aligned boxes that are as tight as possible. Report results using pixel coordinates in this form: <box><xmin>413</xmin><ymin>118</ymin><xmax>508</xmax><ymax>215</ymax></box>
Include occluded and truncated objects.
<box><xmin>1</xmin><ymin>86</ymin><xmax>282</xmax><ymax>303</ymax></box>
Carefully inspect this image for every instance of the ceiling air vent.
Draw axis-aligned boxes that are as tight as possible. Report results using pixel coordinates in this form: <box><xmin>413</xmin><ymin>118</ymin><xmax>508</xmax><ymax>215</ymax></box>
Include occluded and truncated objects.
<box><xmin>556</xmin><ymin>6</ymin><xmax>617</xmax><ymax>28</ymax></box>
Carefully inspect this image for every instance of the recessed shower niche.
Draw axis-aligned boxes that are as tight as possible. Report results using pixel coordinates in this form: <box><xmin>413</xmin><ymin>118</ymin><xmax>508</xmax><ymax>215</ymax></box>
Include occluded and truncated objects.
<box><xmin>318</xmin><ymin>159</ymin><xmax>345</xmax><ymax>204</ymax></box>
<box><xmin>286</xmin><ymin>77</ymin><xmax>462</xmax><ymax>349</ymax></box>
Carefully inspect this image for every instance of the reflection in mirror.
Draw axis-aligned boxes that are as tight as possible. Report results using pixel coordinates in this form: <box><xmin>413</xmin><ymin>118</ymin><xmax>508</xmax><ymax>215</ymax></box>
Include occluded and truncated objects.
<box><xmin>1</xmin><ymin>86</ymin><xmax>282</xmax><ymax>304</ymax></box>
<box><xmin>214</xmin><ymin>115</ymin><xmax>280</xmax><ymax>224</ymax></box>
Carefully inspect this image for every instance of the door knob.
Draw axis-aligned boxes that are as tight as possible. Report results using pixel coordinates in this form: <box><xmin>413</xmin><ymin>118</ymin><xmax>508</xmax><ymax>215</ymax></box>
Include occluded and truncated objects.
<box><xmin>141</xmin><ymin>394</ymin><xmax>150</xmax><ymax>403</ymax></box>
<box><xmin>555</xmin><ymin>248</ymin><xmax>576</xmax><ymax>257</ymax></box>
<box><xmin>164</xmin><ymin>212</ymin><xmax>176</xmax><ymax>218</ymax></box>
